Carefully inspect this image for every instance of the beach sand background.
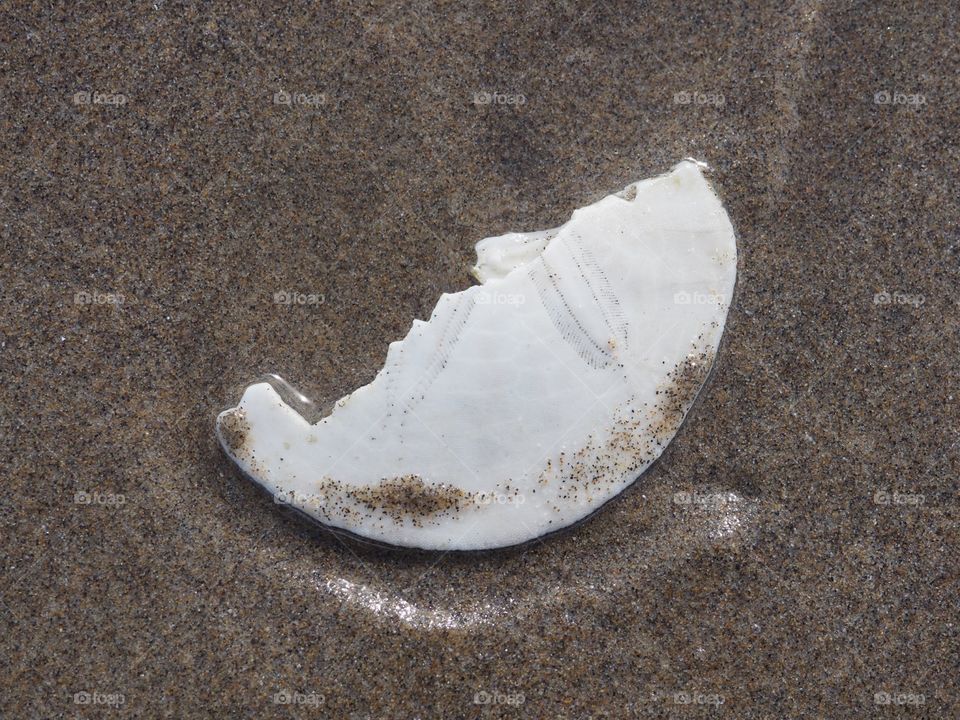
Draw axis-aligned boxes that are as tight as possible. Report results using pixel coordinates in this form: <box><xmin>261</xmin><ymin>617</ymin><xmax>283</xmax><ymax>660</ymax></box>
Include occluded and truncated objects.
<box><xmin>1</xmin><ymin>1</ymin><xmax>957</xmax><ymax>717</ymax></box>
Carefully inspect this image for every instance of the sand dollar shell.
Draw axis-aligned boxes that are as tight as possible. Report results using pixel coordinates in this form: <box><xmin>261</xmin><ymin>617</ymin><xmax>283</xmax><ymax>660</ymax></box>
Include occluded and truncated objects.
<box><xmin>217</xmin><ymin>160</ymin><xmax>737</xmax><ymax>550</ymax></box>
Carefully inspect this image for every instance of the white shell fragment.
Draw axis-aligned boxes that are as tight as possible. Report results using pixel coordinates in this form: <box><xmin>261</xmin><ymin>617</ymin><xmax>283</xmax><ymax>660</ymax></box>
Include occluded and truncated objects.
<box><xmin>217</xmin><ymin>160</ymin><xmax>737</xmax><ymax>550</ymax></box>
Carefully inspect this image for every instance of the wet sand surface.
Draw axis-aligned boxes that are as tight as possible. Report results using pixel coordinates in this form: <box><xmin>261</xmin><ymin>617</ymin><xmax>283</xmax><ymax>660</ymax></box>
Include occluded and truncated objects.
<box><xmin>2</xmin><ymin>1</ymin><xmax>958</xmax><ymax>717</ymax></box>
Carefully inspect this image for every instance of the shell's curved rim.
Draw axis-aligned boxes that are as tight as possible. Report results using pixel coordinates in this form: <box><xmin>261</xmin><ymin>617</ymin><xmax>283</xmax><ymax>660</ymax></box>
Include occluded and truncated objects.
<box><xmin>216</xmin><ymin>346</ymin><xmax>726</xmax><ymax>558</ymax></box>
<box><xmin>213</xmin><ymin>162</ymin><xmax>741</xmax><ymax>556</ymax></box>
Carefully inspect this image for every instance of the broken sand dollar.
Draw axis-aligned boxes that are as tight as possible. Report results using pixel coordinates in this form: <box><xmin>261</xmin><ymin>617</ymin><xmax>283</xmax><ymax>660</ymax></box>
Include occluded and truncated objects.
<box><xmin>216</xmin><ymin>160</ymin><xmax>737</xmax><ymax>550</ymax></box>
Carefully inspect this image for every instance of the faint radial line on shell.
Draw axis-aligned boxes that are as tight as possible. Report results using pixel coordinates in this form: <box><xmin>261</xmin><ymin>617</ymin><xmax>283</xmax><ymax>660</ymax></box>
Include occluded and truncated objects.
<box><xmin>315</xmin><ymin>334</ymin><xmax>465</xmax><ymax>479</ymax></box>
<box><xmin>289</xmin><ymin>235</ymin><xmax>468</xmax><ymax>480</ymax></box>
<box><xmin>506</xmin><ymin>292</ymin><xmax>687</xmax><ymax>479</ymax></box>
<box><xmin>313</xmin><ymin>311</ymin><xmax>478</xmax><ymax>480</ymax></box>
<box><xmin>508</xmin><ymin>314</ymin><xmax>691</xmax><ymax>489</ymax></box>
<box><xmin>511</xmin><ymin>289</ymin><xmax>613</xmax><ymax>405</ymax></box>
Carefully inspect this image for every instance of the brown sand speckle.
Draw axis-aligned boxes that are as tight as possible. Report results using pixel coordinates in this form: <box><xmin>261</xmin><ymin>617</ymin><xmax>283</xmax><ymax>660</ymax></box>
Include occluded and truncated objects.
<box><xmin>4</xmin><ymin>1</ymin><xmax>958</xmax><ymax>717</ymax></box>
<box><xmin>218</xmin><ymin>409</ymin><xmax>250</xmax><ymax>456</ymax></box>
<box><xmin>311</xmin><ymin>475</ymin><xmax>473</xmax><ymax>528</ymax></box>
